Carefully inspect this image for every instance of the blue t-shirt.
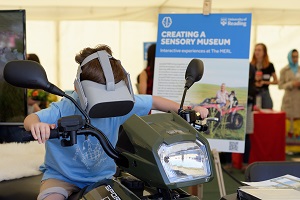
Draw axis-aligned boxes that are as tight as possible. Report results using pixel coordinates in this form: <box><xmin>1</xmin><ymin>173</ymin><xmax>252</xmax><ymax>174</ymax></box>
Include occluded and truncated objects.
<box><xmin>36</xmin><ymin>92</ymin><xmax>152</xmax><ymax>188</ymax></box>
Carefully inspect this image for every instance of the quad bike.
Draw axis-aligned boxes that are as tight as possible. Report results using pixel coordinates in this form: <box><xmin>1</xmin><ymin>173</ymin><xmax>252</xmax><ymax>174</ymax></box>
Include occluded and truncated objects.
<box><xmin>198</xmin><ymin>97</ymin><xmax>244</xmax><ymax>132</ymax></box>
<box><xmin>4</xmin><ymin>59</ymin><xmax>217</xmax><ymax>200</ymax></box>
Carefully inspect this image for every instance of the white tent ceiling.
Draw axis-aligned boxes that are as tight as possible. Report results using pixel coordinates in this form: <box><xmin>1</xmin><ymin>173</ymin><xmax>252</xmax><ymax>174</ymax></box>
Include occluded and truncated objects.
<box><xmin>1</xmin><ymin>0</ymin><xmax>300</xmax><ymax>25</ymax></box>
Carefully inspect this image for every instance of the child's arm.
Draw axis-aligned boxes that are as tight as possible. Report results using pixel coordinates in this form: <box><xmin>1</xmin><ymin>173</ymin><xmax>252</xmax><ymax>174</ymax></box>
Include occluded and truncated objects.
<box><xmin>151</xmin><ymin>96</ymin><xmax>208</xmax><ymax>118</ymax></box>
<box><xmin>24</xmin><ymin>113</ymin><xmax>56</xmax><ymax>144</ymax></box>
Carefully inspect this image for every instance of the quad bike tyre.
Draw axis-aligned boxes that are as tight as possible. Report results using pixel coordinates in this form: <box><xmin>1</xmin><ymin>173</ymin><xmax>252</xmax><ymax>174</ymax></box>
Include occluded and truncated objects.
<box><xmin>227</xmin><ymin>113</ymin><xmax>243</xmax><ymax>129</ymax></box>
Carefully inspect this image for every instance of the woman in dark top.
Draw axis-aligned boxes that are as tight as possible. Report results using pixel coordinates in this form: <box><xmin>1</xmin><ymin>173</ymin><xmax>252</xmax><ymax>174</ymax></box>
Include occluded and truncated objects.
<box><xmin>250</xmin><ymin>43</ymin><xmax>278</xmax><ymax>109</ymax></box>
<box><xmin>138</xmin><ymin>43</ymin><xmax>156</xmax><ymax>94</ymax></box>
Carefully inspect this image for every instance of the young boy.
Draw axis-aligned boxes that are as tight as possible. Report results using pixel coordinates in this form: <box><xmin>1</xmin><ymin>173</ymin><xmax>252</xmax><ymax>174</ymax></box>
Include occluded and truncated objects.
<box><xmin>24</xmin><ymin>44</ymin><xmax>208</xmax><ymax>200</ymax></box>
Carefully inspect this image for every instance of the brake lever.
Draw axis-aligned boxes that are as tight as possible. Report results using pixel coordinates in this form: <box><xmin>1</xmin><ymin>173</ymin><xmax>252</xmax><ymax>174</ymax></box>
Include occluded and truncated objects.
<box><xmin>198</xmin><ymin>117</ymin><xmax>219</xmax><ymax>125</ymax></box>
<box><xmin>194</xmin><ymin>111</ymin><xmax>219</xmax><ymax>125</ymax></box>
<box><xmin>195</xmin><ymin>116</ymin><xmax>219</xmax><ymax>132</ymax></box>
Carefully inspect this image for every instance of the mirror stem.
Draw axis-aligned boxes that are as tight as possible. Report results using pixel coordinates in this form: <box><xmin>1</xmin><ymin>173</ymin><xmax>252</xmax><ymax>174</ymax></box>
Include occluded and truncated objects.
<box><xmin>179</xmin><ymin>87</ymin><xmax>188</xmax><ymax>111</ymax></box>
<box><xmin>64</xmin><ymin>94</ymin><xmax>91</xmax><ymax>124</ymax></box>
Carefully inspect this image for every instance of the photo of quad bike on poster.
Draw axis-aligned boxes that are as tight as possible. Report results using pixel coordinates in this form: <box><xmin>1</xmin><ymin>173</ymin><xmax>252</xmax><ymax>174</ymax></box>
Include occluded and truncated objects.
<box><xmin>189</xmin><ymin>82</ymin><xmax>248</xmax><ymax>141</ymax></box>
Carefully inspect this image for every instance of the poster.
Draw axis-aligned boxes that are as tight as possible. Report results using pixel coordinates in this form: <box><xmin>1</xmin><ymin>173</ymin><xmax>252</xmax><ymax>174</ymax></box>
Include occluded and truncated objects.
<box><xmin>153</xmin><ymin>13</ymin><xmax>252</xmax><ymax>153</ymax></box>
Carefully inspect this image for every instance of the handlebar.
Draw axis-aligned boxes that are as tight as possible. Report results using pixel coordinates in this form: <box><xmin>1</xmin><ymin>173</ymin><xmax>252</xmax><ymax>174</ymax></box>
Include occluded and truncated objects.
<box><xmin>178</xmin><ymin>108</ymin><xmax>218</xmax><ymax>132</ymax></box>
<box><xmin>21</xmin><ymin>116</ymin><xmax>124</xmax><ymax>163</ymax></box>
<box><xmin>22</xmin><ymin>129</ymin><xmax>60</xmax><ymax>142</ymax></box>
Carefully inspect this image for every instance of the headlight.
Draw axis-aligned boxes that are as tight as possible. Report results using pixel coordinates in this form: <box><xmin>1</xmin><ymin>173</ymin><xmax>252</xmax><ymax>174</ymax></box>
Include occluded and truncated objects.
<box><xmin>158</xmin><ymin>140</ymin><xmax>211</xmax><ymax>184</ymax></box>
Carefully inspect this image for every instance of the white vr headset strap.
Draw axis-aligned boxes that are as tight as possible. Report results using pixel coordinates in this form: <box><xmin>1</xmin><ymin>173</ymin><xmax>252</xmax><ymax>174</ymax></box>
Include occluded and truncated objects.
<box><xmin>80</xmin><ymin>50</ymin><xmax>115</xmax><ymax>91</ymax></box>
<box><xmin>96</xmin><ymin>51</ymin><xmax>115</xmax><ymax>91</ymax></box>
<box><xmin>75</xmin><ymin>66</ymin><xmax>88</xmax><ymax>110</ymax></box>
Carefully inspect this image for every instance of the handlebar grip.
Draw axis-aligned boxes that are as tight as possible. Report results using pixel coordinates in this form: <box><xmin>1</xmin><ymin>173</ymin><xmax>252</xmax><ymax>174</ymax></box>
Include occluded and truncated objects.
<box><xmin>22</xmin><ymin>132</ymin><xmax>35</xmax><ymax>142</ymax></box>
<box><xmin>22</xmin><ymin>129</ymin><xmax>60</xmax><ymax>142</ymax></box>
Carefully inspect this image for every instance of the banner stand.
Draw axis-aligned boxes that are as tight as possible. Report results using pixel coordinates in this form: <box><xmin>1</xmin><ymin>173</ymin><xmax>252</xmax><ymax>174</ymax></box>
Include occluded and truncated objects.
<box><xmin>212</xmin><ymin>149</ymin><xmax>226</xmax><ymax>197</ymax></box>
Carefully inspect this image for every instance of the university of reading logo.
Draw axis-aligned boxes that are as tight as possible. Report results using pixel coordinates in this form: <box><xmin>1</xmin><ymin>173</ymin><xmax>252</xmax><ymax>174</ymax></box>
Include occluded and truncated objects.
<box><xmin>162</xmin><ymin>16</ymin><xmax>172</xmax><ymax>28</ymax></box>
<box><xmin>220</xmin><ymin>18</ymin><xmax>227</xmax><ymax>26</ymax></box>
<box><xmin>220</xmin><ymin>17</ymin><xmax>247</xmax><ymax>27</ymax></box>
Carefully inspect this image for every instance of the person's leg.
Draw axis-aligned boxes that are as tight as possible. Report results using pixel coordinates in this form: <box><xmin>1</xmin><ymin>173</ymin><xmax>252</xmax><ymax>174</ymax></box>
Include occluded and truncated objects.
<box><xmin>44</xmin><ymin>194</ymin><xmax>65</xmax><ymax>200</ymax></box>
<box><xmin>225</xmin><ymin>152</ymin><xmax>232</xmax><ymax>163</ymax></box>
<box><xmin>241</xmin><ymin>135</ymin><xmax>251</xmax><ymax>173</ymax></box>
<box><xmin>222</xmin><ymin>152</ymin><xmax>233</xmax><ymax>172</ymax></box>
<box><xmin>261</xmin><ymin>90</ymin><xmax>273</xmax><ymax>109</ymax></box>
<box><xmin>38</xmin><ymin>178</ymin><xmax>80</xmax><ymax>200</ymax></box>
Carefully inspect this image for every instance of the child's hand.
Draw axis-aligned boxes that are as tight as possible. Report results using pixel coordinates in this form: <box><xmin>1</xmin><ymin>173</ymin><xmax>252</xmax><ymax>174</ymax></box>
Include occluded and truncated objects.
<box><xmin>194</xmin><ymin>106</ymin><xmax>209</xmax><ymax>119</ymax></box>
<box><xmin>30</xmin><ymin>122</ymin><xmax>56</xmax><ymax>144</ymax></box>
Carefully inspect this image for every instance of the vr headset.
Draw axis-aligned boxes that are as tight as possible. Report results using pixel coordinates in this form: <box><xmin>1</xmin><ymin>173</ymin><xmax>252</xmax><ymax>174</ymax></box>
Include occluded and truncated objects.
<box><xmin>74</xmin><ymin>50</ymin><xmax>135</xmax><ymax>118</ymax></box>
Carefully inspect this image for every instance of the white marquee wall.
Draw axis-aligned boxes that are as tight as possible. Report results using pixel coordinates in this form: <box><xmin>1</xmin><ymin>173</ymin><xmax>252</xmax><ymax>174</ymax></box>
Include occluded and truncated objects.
<box><xmin>26</xmin><ymin>21</ymin><xmax>57</xmax><ymax>85</ymax></box>
<box><xmin>26</xmin><ymin>20</ymin><xmax>157</xmax><ymax>93</ymax></box>
<box><xmin>26</xmin><ymin>18</ymin><xmax>300</xmax><ymax>112</ymax></box>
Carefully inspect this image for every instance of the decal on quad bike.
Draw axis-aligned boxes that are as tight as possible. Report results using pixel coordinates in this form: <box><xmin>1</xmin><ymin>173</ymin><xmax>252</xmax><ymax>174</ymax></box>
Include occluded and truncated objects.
<box><xmin>105</xmin><ymin>185</ymin><xmax>121</xmax><ymax>200</ymax></box>
<box><xmin>84</xmin><ymin>185</ymin><xmax>121</xmax><ymax>200</ymax></box>
<box><xmin>73</xmin><ymin>138</ymin><xmax>107</xmax><ymax>169</ymax></box>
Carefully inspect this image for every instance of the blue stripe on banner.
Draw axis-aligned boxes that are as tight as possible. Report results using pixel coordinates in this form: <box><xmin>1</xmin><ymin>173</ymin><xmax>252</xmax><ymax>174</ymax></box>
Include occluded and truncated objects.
<box><xmin>156</xmin><ymin>13</ymin><xmax>252</xmax><ymax>59</ymax></box>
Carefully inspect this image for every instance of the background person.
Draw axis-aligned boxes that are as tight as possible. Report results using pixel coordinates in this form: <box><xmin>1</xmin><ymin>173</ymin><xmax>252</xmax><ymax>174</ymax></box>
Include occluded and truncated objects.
<box><xmin>26</xmin><ymin>53</ymin><xmax>42</xmax><ymax>113</ymax></box>
<box><xmin>279</xmin><ymin>49</ymin><xmax>300</xmax><ymax>152</ymax></box>
<box><xmin>251</xmin><ymin>43</ymin><xmax>278</xmax><ymax>109</ymax></box>
<box><xmin>27</xmin><ymin>53</ymin><xmax>40</xmax><ymax>63</ymax></box>
<box><xmin>137</xmin><ymin>43</ymin><xmax>156</xmax><ymax>94</ymax></box>
<box><xmin>216</xmin><ymin>83</ymin><xmax>229</xmax><ymax>108</ymax></box>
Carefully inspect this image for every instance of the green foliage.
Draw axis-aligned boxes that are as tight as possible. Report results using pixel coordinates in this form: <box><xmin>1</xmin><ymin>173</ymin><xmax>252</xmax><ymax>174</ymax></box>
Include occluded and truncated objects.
<box><xmin>27</xmin><ymin>89</ymin><xmax>58</xmax><ymax>108</ymax></box>
<box><xmin>28</xmin><ymin>89</ymin><xmax>48</xmax><ymax>101</ymax></box>
<box><xmin>204</xmin><ymin>109</ymin><xmax>246</xmax><ymax>140</ymax></box>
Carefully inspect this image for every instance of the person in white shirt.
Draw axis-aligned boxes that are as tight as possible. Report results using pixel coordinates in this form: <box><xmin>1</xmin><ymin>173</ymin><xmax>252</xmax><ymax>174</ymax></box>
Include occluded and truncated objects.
<box><xmin>216</xmin><ymin>83</ymin><xmax>229</xmax><ymax>108</ymax></box>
